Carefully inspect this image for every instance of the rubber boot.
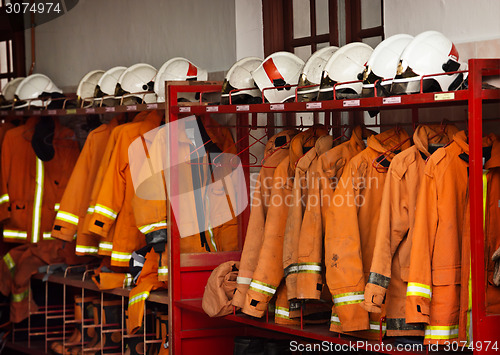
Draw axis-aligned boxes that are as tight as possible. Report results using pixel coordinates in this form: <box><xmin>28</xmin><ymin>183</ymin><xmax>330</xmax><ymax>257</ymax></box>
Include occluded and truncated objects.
<box><xmin>95</xmin><ymin>299</ymin><xmax>123</xmax><ymax>354</ymax></box>
<box><xmin>50</xmin><ymin>296</ymin><xmax>95</xmax><ymax>355</ymax></box>
<box><xmin>156</xmin><ymin>312</ymin><xmax>169</xmax><ymax>355</ymax></box>
<box><xmin>124</xmin><ymin>310</ymin><xmax>147</xmax><ymax>355</ymax></box>
<box><xmin>70</xmin><ymin>298</ymin><xmax>102</xmax><ymax>355</ymax></box>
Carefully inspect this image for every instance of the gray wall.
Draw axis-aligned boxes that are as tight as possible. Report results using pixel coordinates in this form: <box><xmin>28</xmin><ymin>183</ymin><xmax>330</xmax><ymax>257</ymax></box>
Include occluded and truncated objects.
<box><xmin>25</xmin><ymin>0</ymin><xmax>237</xmax><ymax>91</ymax></box>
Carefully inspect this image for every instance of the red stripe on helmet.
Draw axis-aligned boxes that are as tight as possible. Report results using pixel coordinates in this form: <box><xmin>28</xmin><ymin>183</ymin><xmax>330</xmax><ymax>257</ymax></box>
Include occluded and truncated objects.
<box><xmin>187</xmin><ymin>63</ymin><xmax>198</xmax><ymax>78</ymax></box>
<box><xmin>263</xmin><ymin>58</ymin><xmax>285</xmax><ymax>83</ymax></box>
<box><xmin>449</xmin><ymin>43</ymin><xmax>459</xmax><ymax>62</ymax></box>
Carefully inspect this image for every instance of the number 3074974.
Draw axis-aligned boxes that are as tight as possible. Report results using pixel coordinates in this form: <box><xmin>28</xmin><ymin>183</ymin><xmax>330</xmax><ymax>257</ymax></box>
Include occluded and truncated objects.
<box><xmin>5</xmin><ymin>2</ymin><xmax>61</xmax><ymax>14</ymax></box>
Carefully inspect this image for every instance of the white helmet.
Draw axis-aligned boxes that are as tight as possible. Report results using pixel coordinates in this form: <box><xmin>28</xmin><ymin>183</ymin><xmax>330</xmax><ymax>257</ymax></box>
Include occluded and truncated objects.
<box><xmin>297</xmin><ymin>46</ymin><xmax>339</xmax><ymax>102</ymax></box>
<box><xmin>115</xmin><ymin>63</ymin><xmax>157</xmax><ymax>104</ymax></box>
<box><xmin>361</xmin><ymin>34</ymin><xmax>413</xmax><ymax>97</ymax></box>
<box><xmin>14</xmin><ymin>74</ymin><xmax>62</xmax><ymax>108</ymax></box>
<box><xmin>154</xmin><ymin>57</ymin><xmax>208</xmax><ymax>103</ymax></box>
<box><xmin>0</xmin><ymin>77</ymin><xmax>24</xmax><ymax>108</ymax></box>
<box><xmin>94</xmin><ymin>66</ymin><xmax>126</xmax><ymax>99</ymax></box>
<box><xmin>76</xmin><ymin>70</ymin><xmax>104</xmax><ymax>107</ymax></box>
<box><xmin>391</xmin><ymin>30</ymin><xmax>467</xmax><ymax>95</ymax></box>
<box><xmin>251</xmin><ymin>51</ymin><xmax>305</xmax><ymax>103</ymax></box>
<box><xmin>221</xmin><ymin>57</ymin><xmax>262</xmax><ymax>105</ymax></box>
<box><xmin>317</xmin><ymin>42</ymin><xmax>373</xmax><ymax>100</ymax></box>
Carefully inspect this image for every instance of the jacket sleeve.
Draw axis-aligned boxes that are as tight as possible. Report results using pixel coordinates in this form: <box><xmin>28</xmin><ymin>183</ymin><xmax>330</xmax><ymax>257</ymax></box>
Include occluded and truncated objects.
<box><xmin>363</xmin><ymin>164</ymin><xmax>409</xmax><ymax>312</ymax></box>
<box><xmin>52</xmin><ymin>130</ymin><xmax>94</xmax><ymax>241</ymax></box>
<box><xmin>405</xmin><ymin>169</ymin><xmax>437</xmax><ymax>324</ymax></box>
<box><xmin>296</xmin><ymin>159</ymin><xmax>324</xmax><ymax>300</ymax></box>
<box><xmin>324</xmin><ymin>161</ymin><xmax>369</xmax><ymax>331</ymax></box>
<box><xmin>0</xmin><ymin>131</ymin><xmax>12</xmax><ymax>221</ymax></box>
<box><xmin>88</xmin><ymin>132</ymin><xmax>128</xmax><ymax>238</ymax></box>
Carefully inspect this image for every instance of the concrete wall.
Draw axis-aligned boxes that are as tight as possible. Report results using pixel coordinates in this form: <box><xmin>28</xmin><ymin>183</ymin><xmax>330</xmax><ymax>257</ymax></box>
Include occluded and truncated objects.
<box><xmin>25</xmin><ymin>0</ymin><xmax>238</xmax><ymax>91</ymax></box>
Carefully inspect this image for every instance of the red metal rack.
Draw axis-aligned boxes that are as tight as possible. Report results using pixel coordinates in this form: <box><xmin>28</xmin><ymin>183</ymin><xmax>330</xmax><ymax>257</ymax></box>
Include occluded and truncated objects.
<box><xmin>166</xmin><ymin>59</ymin><xmax>500</xmax><ymax>355</ymax></box>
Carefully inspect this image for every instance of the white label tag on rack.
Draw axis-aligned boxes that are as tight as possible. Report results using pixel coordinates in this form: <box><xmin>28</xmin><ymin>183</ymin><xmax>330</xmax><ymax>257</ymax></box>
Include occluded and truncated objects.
<box><xmin>306</xmin><ymin>102</ymin><xmax>322</xmax><ymax>109</ymax></box>
<box><xmin>147</xmin><ymin>103</ymin><xmax>158</xmax><ymax>110</ymax></box>
<box><xmin>236</xmin><ymin>105</ymin><xmax>249</xmax><ymax>111</ymax></box>
<box><xmin>343</xmin><ymin>100</ymin><xmax>360</xmax><ymax>107</ymax></box>
<box><xmin>15</xmin><ymin>111</ymin><xmax>24</xmax><ymax>116</ymax></box>
<box><xmin>85</xmin><ymin>108</ymin><xmax>95</xmax><ymax>114</ymax></box>
<box><xmin>48</xmin><ymin>110</ymin><xmax>57</xmax><ymax>115</ymax></box>
<box><xmin>33</xmin><ymin>110</ymin><xmax>41</xmax><ymax>115</ymax></box>
<box><xmin>127</xmin><ymin>105</ymin><xmax>137</xmax><ymax>111</ymax></box>
<box><xmin>434</xmin><ymin>92</ymin><xmax>455</xmax><ymax>101</ymax></box>
<box><xmin>179</xmin><ymin>107</ymin><xmax>191</xmax><ymax>113</ymax></box>
<box><xmin>66</xmin><ymin>109</ymin><xmax>77</xmax><ymax>115</ymax></box>
<box><xmin>383</xmin><ymin>97</ymin><xmax>401</xmax><ymax>104</ymax></box>
<box><xmin>105</xmin><ymin>107</ymin><xmax>116</xmax><ymax>112</ymax></box>
<box><xmin>270</xmin><ymin>104</ymin><xmax>285</xmax><ymax>110</ymax></box>
<box><xmin>206</xmin><ymin>106</ymin><xmax>219</xmax><ymax>112</ymax></box>
<box><xmin>0</xmin><ymin>111</ymin><xmax>7</xmax><ymax>116</ymax></box>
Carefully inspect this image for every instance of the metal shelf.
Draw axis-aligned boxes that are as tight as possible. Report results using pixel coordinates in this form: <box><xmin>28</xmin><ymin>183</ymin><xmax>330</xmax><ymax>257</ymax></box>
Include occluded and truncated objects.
<box><xmin>167</xmin><ymin>58</ymin><xmax>500</xmax><ymax>355</ymax></box>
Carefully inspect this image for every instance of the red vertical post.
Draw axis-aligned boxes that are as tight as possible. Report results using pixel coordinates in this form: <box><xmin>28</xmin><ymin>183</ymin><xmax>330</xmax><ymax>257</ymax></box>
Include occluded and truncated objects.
<box><xmin>468</xmin><ymin>58</ymin><xmax>487</xmax><ymax>348</ymax></box>
<box><xmin>167</xmin><ymin>82</ymin><xmax>182</xmax><ymax>355</ymax></box>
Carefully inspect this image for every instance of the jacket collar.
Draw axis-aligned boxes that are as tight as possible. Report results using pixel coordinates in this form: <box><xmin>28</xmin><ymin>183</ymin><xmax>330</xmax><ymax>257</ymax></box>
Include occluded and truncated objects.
<box><xmin>350</xmin><ymin>125</ymin><xmax>377</xmax><ymax>151</ymax></box>
<box><xmin>288</xmin><ymin>126</ymin><xmax>329</xmax><ymax>171</ymax></box>
<box><xmin>414</xmin><ymin>124</ymin><xmax>459</xmax><ymax>158</ymax></box>
<box><xmin>367</xmin><ymin>128</ymin><xmax>411</xmax><ymax>166</ymax></box>
<box><xmin>454</xmin><ymin>131</ymin><xmax>500</xmax><ymax>168</ymax></box>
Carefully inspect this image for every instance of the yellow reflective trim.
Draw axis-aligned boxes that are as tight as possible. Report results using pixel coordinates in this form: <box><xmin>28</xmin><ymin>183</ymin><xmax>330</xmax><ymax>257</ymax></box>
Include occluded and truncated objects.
<box><xmin>3</xmin><ymin>229</ymin><xmax>28</xmax><ymax>239</ymax></box>
<box><xmin>3</xmin><ymin>253</ymin><xmax>15</xmax><ymax>275</ymax></box>
<box><xmin>43</xmin><ymin>232</ymin><xmax>53</xmax><ymax>240</ymax></box>
<box><xmin>99</xmin><ymin>241</ymin><xmax>113</xmax><ymax>250</ymax></box>
<box><xmin>406</xmin><ymin>291</ymin><xmax>432</xmax><ymax>299</ymax></box>
<box><xmin>128</xmin><ymin>291</ymin><xmax>149</xmax><ymax>306</ymax></box>
<box><xmin>54</xmin><ymin>203</ymin><xmax>60</xmax><ymax>211</ymax></box>
<box><xmin>94</xmin><ymin>204</ymin><xmax>117</xmax><ymax>220</ymax></box>
<box><xmin>0</xmin><ymin>194</ymin><xmax>9</xmax><ymax>204</ymax></box>
<box><xmin>55</xmin><ymin>210</ymin><xmax>79</xmax><ymax>226</ymax></box>
<box><xmin>407</xmin><ymin>282</ymin><xmax>431</xmax><ymax>290</ymax></box>
<box><xmin>12</xmin><ymin>289</ymin><xmax>29</xmax><ymax>302</ymax></box>
<box><xmin>138</xmin><ymin>220</ymin><xmax>167</xmax><ymax>234</ymax></box>
<box><xmin>32</xmin><ymin>158</ymin><xmax>44</xmax><ymax>243</ymax></box>
<box><xmin>75</xmin><ymin>245</ymin><xmax>99</xmax><ymax>254</ymax></box>
<box><xmin>111</xmin><ymin>251</ymin><xmax>131</xmax><ymax>262</ymax></box>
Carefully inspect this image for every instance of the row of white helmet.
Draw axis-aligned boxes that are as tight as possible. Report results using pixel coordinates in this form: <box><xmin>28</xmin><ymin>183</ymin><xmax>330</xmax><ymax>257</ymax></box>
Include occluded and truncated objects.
<box><xmin>222</xmin><ymin>30</ymin><xmax>468</xmax><ymax>104</ymax></box>
<box><xmin>0</xmin><ymin>57</ymin><xmax>209</xmax><ymax>109</ymax></box>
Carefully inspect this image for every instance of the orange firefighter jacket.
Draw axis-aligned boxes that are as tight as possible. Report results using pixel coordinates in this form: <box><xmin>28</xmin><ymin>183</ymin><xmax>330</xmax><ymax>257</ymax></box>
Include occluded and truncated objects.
<box><xmin>88</xmin><ymin>110</ymin><xmax>163</xmax><ymax>267</ymax></box>
<box><xmin>81</xmin><ymin>111</ymin><xmax>150</xmax><ymax>256</ymax></box>
<box><xmin>283</xmin><ymin>134</ymin><xmax>334</xmax><ymax>301</ymax></box>
<box><xmin>242</xmin><ymin>127</ymin><xmax>328</xmax><ymax>318</ymax></box>
<box><xmin>130</xmin><ymin>115</ymin><xmax>239</xmax><ymax>255</ymax></box>
<box><xmin>51</xmin><ymin>118</ymin><xmax>119</xmax><ymax>253</ymax></box>
<box><xmin>0</xmin><ymin>117</ymin><xmax>80</xmax><ymax>243</ymax></box>
<box><xmin>232</xmin><ymin>130</ymin><xmax>297</xmax><ymax>309</ymax></box>
<box><xmin>295</xmin><ymin>126</ymin><xmax>372</xmax><ymax>301</ymax></box>
<box><xmin>362</xmin><ymin>124</ymin><xmax>458</xmax><ymax>337</ymax></box>
<box><xmin>324</xmin><ymin>128</ymin><xmax>411</xmax><ymax>337</ymax></box>
<box><xmin>405</xmin><ymin>131</ymin><xmax>497</xmax><ymax>345</ymax></box>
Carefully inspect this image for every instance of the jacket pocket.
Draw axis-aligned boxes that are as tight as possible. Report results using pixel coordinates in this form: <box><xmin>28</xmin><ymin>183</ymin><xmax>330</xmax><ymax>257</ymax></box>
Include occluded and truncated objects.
<box><xmin>9</xmin><ymin>200</ymin><xmax>28</xmax><ymax>230</ymax></box>
<box><xmin>432</xmin><ymin>266</ymin><xmax>461</xmax><ymax>286</ymax></box>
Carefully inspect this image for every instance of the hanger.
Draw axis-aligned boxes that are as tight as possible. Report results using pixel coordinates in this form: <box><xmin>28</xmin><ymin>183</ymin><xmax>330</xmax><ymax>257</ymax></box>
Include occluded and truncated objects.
<box><xmin>372</xmin><ymin>127</ymin><xmax>411</xmax><ymax>173</ymax></box>
<box><xmin>426</xmin><ymin>119</ymin><xmax>450</xmax><ymax>141</ymax></box>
